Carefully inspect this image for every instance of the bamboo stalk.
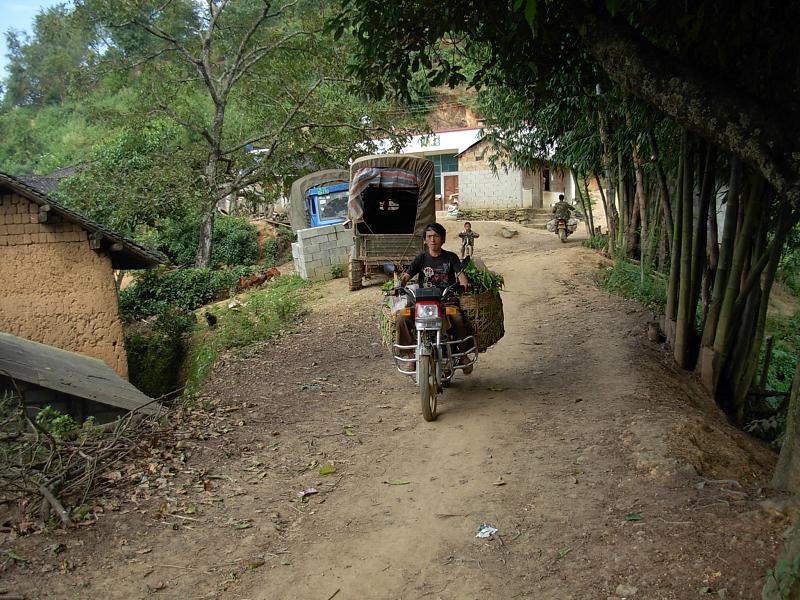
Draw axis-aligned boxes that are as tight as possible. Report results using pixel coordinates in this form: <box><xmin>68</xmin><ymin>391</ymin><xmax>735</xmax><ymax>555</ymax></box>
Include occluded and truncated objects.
<box><xmin>666</xmin><ymin>131</ymin><xmax>686</xmax><ymax>324</ymax></box>
<box><xmin>701</xmin><ymin>158</ymin><xmax>742</xmax><ymax>348</ymax></box>
<box><xmin>674</xmin><ymin>135</ymin><xmax>696</xmax><ymax>368</ymax></box>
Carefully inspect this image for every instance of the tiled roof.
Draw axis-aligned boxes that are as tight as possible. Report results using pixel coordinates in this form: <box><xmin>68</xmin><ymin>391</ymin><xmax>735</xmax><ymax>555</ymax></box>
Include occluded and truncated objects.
<box><xmin>0</xmin><ymin>171</ymin><xmax>165</xmax><ymax>269</ymax></box>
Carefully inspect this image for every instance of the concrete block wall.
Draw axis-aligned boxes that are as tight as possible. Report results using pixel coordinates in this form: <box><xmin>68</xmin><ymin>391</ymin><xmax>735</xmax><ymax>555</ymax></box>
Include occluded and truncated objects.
<box><xmin>0</xmin><ymin>192</ymin><xmax>129</xmax><ymax>377</ymax></box>
<box><xmin>459</xmin><ymin>170</ymin><xmax>523</xmax><ymax>209</ymax></box>
<box><xmin>292</xmin><ymin>223</ymin><xmax>353</xmax><ymax>281</ymax></box>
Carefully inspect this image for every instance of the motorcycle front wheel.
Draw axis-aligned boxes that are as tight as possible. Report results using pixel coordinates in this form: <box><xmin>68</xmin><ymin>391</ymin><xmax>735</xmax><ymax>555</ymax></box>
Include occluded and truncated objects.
<box><xmin>418</xmin><ymin>354</ymin><xmax>438</xmax><ymax>421</ymax></box>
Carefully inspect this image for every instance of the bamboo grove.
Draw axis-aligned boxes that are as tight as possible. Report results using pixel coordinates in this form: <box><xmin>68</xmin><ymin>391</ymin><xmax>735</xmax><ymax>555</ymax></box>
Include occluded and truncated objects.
<box><xmin>485</xmin><ymin>84</ymin><xmax>799</xmax><ymax>427</ymax></box>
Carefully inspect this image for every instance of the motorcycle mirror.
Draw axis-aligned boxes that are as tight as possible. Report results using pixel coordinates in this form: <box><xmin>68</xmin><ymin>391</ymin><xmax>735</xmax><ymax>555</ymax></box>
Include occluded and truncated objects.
<box><xmin>383</xmin><ymin>262</ymin><xmax>396</xmax><ymax>275</ymax></box>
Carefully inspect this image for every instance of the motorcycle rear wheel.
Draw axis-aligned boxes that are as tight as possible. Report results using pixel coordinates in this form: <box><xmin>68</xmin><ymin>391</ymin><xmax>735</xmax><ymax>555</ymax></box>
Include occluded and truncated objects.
<box><xmin>559</xmin><ymin>229</ymin><xmax>567</xmax><ymax>242</ymax></box>
<box><xmin>418</xmin><ymin>354</ymin><xmax>438</xmax><ymax>421</ymax></box>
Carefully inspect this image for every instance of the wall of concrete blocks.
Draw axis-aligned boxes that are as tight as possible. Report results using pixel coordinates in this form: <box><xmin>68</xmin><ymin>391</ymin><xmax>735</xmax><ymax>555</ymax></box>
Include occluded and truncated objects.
<box><xmin>291</xmin><ymin>224</ymin><xmax>353</xmax><ymax>281</ymax></box>
<box><xmin>459</xmin><ymin>170</ymin><xmax>523</xmax><ymax>210</ymax></box>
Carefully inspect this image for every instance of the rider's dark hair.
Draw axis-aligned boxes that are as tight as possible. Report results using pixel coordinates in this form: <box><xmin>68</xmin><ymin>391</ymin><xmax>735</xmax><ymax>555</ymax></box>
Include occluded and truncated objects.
<box><xmin>464</xmin><ymin>221</ymin><xmax>471</xmax><ymax>226</ymax></box>
<box><xmin>424</xmin><ymin>222</ymin><xmax>447</xmax><ymax>243</ymax></box>
<box><xmin>558</xmin><ymin>193</ymin><xmax>565</xmax><ymax>200</ymax></box>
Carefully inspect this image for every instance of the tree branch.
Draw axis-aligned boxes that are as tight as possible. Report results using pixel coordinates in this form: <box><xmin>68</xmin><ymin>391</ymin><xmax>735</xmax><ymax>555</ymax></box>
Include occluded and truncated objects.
<box><xmin>572</xmin><ymin>4</ymin><xmax>800</xmax><ymax>206</ymax></box>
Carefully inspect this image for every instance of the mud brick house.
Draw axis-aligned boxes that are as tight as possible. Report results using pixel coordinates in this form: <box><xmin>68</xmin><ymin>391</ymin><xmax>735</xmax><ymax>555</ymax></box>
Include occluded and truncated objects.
<box><xmin>0</xmin><ymin>171</ymin><xmax>163</xmax><ymax>378</ymax></box>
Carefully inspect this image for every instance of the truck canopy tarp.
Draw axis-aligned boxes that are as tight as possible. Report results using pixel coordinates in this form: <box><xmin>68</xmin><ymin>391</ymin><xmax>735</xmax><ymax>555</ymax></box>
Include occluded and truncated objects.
<box><xmin>288</xmin><ymin>169</ymin><xmax>349</xmax><ymax>232</ymax></box>
<box><xmin>348</xmin><ymin>154</ymin><xmax>435</xmax><ymax>238</ymax></box>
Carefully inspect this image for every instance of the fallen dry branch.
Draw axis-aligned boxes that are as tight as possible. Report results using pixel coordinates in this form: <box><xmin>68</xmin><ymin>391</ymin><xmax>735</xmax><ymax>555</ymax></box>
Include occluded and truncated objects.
<box><xmin>0</xmin><ymin>387</ymin><xmax>173</xmax><ymax>531</ymax></box>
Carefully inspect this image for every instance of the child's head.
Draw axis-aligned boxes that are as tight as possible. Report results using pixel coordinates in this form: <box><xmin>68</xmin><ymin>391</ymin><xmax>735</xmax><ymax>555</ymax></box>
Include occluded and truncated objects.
<box><xmin>464</xmin><ymin>222</ymin><xmax>472</xmax><ymax>231</ymax></box>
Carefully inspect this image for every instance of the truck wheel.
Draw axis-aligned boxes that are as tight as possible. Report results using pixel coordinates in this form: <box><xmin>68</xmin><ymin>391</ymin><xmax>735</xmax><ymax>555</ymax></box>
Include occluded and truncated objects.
<box><xmin>348</xmin><ymin>259</ymin><xmax>363</xmax><ymax>291</ymax></box>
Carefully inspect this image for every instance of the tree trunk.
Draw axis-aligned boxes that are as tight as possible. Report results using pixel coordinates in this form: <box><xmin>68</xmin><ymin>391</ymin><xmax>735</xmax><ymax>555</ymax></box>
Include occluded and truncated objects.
<box><xmin>712</xmin><ymin>176</ymin><xmax>762</xmax><ymax>391</ymax></box>
<box><xmin>674</xmin><ymin>135</ymin><xmax>695</xmax><ymax>369</ymax></box>
<box><xmin>665</xmin><ymin>132</ymin><xmax>686</xmax><ymax>335</ymax></box>
<box><xmin>594</xmin><ymin>172</ymin><xmax>610</xmax><ymax>238</ymax></box>
<box><xmin>773</xmin><ymin>362</ymin><xmax>800</xmax><ymax>492</ymax></box>
<box><xmin>631</xmin><ymin>134</ymin><xmax>648</xmax><ymax>258</ymax></box>
<box><xmin>702</xmin><ymin>178</ymin><xmax>719</xmax><ymax>322</ymax></box>
<box><xmin>689</xmin><ymin>144</ymin><xmax>715</xmax><ymax>328</ymax></box>
<box><xmin>582</xmin><ymin>176</ymin><xmax>595</xmax><ymax>234</ymax></box>
<box><xmin>573</xmin><ymin>171</ymin><xmax>593</xmax><ymax>235</ymax></box>
<box><xmin>701</xmin><ymin>158</ymin><xmax>742</xmax><ymax>349</ymax></box>
<box><xmin>598</xmin><ymin>112</ymin><xmax>618</xmax><ymax>254</ymax></box>
<box><xmin>195</xmin><ymin>209</ymin><xmax>216</xmax><ymax>268</ymax></box>
<box><xmin>647</xmin><ymin>127</ymin><xmax>673</xmax><ymax>253</ymax></box>
<box><xmin>618</xmin><ymin>150</ymin><xmax>628</xmax><ymax>254</ymax></box>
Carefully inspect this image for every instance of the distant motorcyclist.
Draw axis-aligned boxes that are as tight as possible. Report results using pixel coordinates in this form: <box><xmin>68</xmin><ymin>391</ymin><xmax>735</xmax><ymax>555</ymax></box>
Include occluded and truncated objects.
<box><xmin>552</xmin><ymin>194</ymin><xmax>575</xmax><ymax>220</ymax></box>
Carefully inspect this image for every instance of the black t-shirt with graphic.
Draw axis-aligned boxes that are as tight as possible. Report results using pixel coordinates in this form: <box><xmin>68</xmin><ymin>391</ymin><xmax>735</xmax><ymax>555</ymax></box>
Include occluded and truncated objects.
<box><xmin>406</xmin><ymin>250</ymin><xmax>462</xmax><ymax>290</ymax></box>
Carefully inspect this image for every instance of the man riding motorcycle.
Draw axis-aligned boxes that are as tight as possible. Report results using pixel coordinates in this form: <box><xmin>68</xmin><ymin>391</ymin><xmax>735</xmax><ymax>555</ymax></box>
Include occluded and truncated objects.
<box><xmin>395</xmin><ymin>222</ymin><xmax>473</xmax><ymax>374</ymax></box>
<box><xmin>551</xmin><ymin>193</ymin><xmax>574</xmax><ymax>220</ymax></box>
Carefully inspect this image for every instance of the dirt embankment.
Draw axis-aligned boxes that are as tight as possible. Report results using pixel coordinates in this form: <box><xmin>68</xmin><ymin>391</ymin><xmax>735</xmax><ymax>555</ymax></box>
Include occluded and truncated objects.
<box><xmin>2</xmin><ymin>221</ymin><xmax>786</xmax><ymax>599</ymax></box>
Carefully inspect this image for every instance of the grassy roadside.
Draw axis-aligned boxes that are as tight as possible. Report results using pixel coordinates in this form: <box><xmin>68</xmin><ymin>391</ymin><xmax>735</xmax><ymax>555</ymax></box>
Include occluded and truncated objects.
<box><xmin>181</xmin><ymin>274</ymin><xmax>308</xmax><ymax>401</ymax></box>
<box><xmin>594</xmin><ymin>256</ymin><xmax>667</xmax><ymax>313</ymax></box>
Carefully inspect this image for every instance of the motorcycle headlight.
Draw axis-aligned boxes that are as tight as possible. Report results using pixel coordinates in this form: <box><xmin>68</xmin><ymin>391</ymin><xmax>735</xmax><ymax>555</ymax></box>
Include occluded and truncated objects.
<box><xmin>415</xmin><ymin>303</ymin><xmax>440</xmax><ymax>320</ymax></box>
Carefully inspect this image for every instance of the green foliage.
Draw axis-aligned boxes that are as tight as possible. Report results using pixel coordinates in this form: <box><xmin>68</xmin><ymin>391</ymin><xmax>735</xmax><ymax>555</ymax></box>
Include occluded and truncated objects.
<box><xmin>597</xmin><ymin>258</ymin><xmax>667</xmax><ymax>313</ymax></box>
<box><xmin>583</xmin><ymin>234</ymin><xmax>609</xmax><ymax>251</ymax></box>
<box><xmin>34</xmin><ymin>406</ymin><xmax>85</xmax><ymax>441</ymax></box>
<box><xmin>142</xmin><ymin>214</ymin><xmax>261</xmax><ymax>269</ymax></box>
<box><xmin>210</xmin><ymin>217</ymin><xmax>260</xmax><ymax>267</ymax></box>
<box><xmin>778</xmin><ymin>223</ymin><xmax>800</xmax><ymax>295</ymax></box>
<box><xmin>763</xmin><ymin>312</ymin><xmax>800</xmax><ymax>394</ymax></box>
<box><xmin>766</xmin><ymin>549</ymin><xmax>800</xmax><ymax>600</ymax></box>
<box><xmin>119</xmin><ymin>265</ymin><xmax>261</xmax><ymax>321</ymax></box>
<box><xmin>330</xmin><ymin>264</ymin><xmax>345</xmax><ymax>279</ymax></box>
<box><xmin>53</xmin><ymin>120</ymin><xmax>201</xmax><ymax>238</ymax></box>
<box><xmin>125</xmin><ymin>308</ymin><xmax>196</xmax><ymax>398</ymax></box>
<box><xmin>463</xmin><ymin>260</ymin><xmax>504</xmax><ymax>293</ymax></box>
<box><xmin>182</xmin><ymin>274</ymin><xmax>307</xmax><ymax>399</ymax></box>
<box><xmin>262</xmin><ymin>226</ymin><xmax>296</xmax><ymax>267</ymax></box>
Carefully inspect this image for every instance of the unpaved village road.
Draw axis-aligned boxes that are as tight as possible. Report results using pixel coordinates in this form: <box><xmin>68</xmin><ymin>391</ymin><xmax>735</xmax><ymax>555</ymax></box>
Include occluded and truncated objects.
<box><xmin>8</xmin><ymin>221</ymin><xmax>784</xmax><ymax>599</ymax></box>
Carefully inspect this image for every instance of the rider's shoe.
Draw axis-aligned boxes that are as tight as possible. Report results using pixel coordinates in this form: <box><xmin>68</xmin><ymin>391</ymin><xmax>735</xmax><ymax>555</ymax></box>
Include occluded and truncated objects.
<box><xmin>398</xmin><ymin>351</ymin><xmax>415</xmax><ymax>372</ymax></box>
<box><xmin>456</xmin><ymin>356</ymin><xmax>474</xmax><ymax>375</ymax></box>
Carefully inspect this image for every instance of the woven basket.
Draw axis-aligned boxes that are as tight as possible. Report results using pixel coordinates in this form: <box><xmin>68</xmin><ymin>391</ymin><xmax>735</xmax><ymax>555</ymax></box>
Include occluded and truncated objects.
<box><xmin>460</xmin><ymin>291</ymin><xmax>504</xmax><ymax>352</ymax></box>
<box><xmin>378</xmin><ymin>301</ymin><xmax>396</xmax><ymax>350</ymax></box>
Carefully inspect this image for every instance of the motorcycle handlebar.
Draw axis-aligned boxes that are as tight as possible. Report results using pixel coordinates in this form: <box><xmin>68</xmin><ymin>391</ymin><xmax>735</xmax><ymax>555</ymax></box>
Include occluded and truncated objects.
<box><xmin>384</xmin><ymin>283</ymin><xmax>464</xmax><ymax>299</ymax></box>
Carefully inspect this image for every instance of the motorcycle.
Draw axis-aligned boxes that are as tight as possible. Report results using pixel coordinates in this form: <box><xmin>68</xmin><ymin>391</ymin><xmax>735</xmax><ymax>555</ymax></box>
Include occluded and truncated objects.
<box><xmin>547</xmin><ymin>216</ymin><xmax>579</xmax><ymax>242</ymax></box>
<box><xmin>387</xmin><ymin>283</ymin><xmax>478</xmax><ymax>421</ymax></box>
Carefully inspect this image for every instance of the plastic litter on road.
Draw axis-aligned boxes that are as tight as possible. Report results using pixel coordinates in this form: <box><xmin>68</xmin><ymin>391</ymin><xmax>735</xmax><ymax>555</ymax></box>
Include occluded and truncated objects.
<box><xmin>475</xmin><ymin>523</ymin><xmax>498</xmax><ymax>538</ymax></box>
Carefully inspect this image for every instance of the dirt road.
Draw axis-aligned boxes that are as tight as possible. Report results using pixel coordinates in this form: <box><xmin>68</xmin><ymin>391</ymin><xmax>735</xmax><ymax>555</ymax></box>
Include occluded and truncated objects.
<box><xmin>7</xmin><ymin>221</ymin><xmax>784</xmax><ymax>599</ymax></box>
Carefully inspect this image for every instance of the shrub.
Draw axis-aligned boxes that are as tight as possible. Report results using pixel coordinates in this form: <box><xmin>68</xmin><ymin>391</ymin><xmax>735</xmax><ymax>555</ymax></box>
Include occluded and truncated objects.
<box><xmin>210</xmin><ymin>216</ymin><xmax>260</xmax><ymax>267</ymax></box>
<box><xmin>583</xmin><ymin>234</ymin><xmax>609</xmax><ymax>250</ymax></box>
<box><xmin>125</xmin><ymin>308</ymin><xmax>196</xmax><ymax>398</ymax></box>
<box><xmin>597</xmin><ymin>258</ymin><xmax>667</xmax><ymax>312</ymax></box>
<box><xmin>263</xmin><ymin>226</ymin><xmax>296</xmax><ymax>267</ymax></box>
<box><xmin>182</xmin><ymin>275</ymin><xmax>307</xmax><ymax>398</ymax></box>
<box><xmin>119</xmin><ymin>265</ymin><xmax>260</xmax><ymax>321</ymax></box>
<box><xmin>147</xmin><ymin>215</ymin><xmax>260</xmax><ymax>268</ymax></box>
<box><xmin>330</xmin><ymin>264</ymin><xmax>345</xmax><ymax>278</ymax></box>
